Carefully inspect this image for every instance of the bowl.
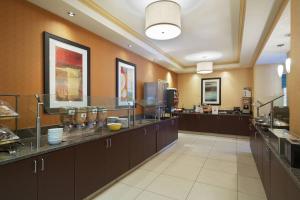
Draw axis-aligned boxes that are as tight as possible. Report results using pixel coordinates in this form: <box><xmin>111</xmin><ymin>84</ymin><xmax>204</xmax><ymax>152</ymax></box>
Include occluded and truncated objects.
<box><xmin>107</xmin><ymin>123</ymin><xmax>122</xmax><ymax>131</ymax></box>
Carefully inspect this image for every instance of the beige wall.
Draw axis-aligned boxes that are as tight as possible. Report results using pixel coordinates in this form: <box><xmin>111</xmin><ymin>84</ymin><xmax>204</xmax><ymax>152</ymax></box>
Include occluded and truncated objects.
<box><xmin>177</xmin><ymin>68</ymin><xmax>253</xmax><ymax>110</ymax></box>
<box><xmin>288</xmin><ymin>0</ymin><xmax>300</xmax><ymax>137</ymax></box>
<box><xmin>253</xmin><ymin>64</ymin><xmax>283</xmax><ymax>116</ymax></box>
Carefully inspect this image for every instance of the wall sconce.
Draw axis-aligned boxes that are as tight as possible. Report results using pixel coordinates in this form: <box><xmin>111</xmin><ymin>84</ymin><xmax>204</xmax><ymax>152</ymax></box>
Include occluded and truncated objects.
<box><xmin>277</xmin><ymin>64</ymin><xmax>284</xmax><ymax>78</ymax></box>
<box><xmin>285</xmin><ymin>58</ymin><xmax>291</xmax><ymax>73</ymax></box>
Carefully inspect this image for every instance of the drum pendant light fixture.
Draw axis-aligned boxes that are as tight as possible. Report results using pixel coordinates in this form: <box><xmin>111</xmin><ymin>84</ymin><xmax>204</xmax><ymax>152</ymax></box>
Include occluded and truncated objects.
<box><xmin>145</xmin><ymin>0</ymin><xmax>182</xmax><ymax>40</ymax></box>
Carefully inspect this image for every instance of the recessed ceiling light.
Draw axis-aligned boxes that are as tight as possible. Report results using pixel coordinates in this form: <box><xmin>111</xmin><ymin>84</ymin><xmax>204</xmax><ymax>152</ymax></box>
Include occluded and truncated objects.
<box><xmin>128</xmin><ymin>44</ymin><xmax>133</xmax><ymax>48</ymax></box>
<box><xmin>277</xmin><ymin>44</ymin><xmax>285</xmax><ymax>47</ymax></box>
<box><xmin>67</xmin><ymin>11</ymin><xmax>75</xmax><ymax>17</ymax></box>
<box><xmin>185</xmin><ymin>51</ymin><xmax>223</xmax><ymax>62</ymax></box>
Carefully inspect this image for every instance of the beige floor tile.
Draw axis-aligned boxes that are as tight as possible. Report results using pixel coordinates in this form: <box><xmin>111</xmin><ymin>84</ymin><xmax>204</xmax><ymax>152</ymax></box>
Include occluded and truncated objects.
<box><xmin>237</xmin><ymin>153</ymin><xmax>256</xmax><ymax>166</ymax></box>
<box><xmin>154</xmin><ymin>151</ymin><xmax>181</xmax><ymax>163</ymax></box>
<box><xmin>92</xmin><ymin>183</ymin><xmax>142</xmax><ymax>200</ymax></box>
<box><xmin>208</xmin><ymin>150</ymin><xmax>237</xmax><ymax>162</ymax></box>
<box><xmin>162</xmin><ymin>162</ymin><xmax>202</xmax><ymax>181</ymax></box>
<box><xmin>238</xmin><ymin>176</ymin><xmax>266</xmax><ymax>198</ymax></box>
<box><xmin>238</xmin><ymin>163</ymin><xmax>260</xmax><ymax>178</ymax></box>
<box><xmin>187</xmin><ymin>183</ymin><xmax>237</xmax><ymax>200</ymax></box>
<box><xmin>120</xmin><ymin>169</ymin><xmax>159</xmax><ymax>189</ymax></box>
<box><xmin>204</xmin><ymin>159</ymin><xmax>237</xmax><ymax>174</ymax></box>
<box><xmin>238</xmin><ymin>192</ymin><xmax>267</xmax><ymax>200</ymax></box>
<box><xmin>174</xmin><ymin>154</ymin><xmax>206</xmax><ymax>167</ymax></box>
<box><xmin>146</xmin><ymin>174</ymin><xmax>194</xmax><ymax>200</ymax></box>
<box><xmin>141</xmin><ymin>158</ymin><xmax>171</xmax><ymax>173</ymax></box>
<box><xmin>197</xmin><ymin>168</ymin><xmax>237</xmax><ymax>190</ymax></box>
<box><xmin>237</xmin><ymin>144</ymin><xmax>252</xmax><ymax>153</ymax></box>
<box><xmin>182</xmin><ymin>146</ymin><xmax>212</xmax><ymax>157</ymax></box>
<box><xmin>136</xmin><ymin>191</ymin><xmax>174</xmax><ymax>200</ymax></box>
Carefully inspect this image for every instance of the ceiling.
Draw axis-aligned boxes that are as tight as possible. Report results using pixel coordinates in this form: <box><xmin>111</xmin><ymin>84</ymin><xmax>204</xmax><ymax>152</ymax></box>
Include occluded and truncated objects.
<box><xmin>28</xmin><ymin>0</ymin><xmax>289</xmax><ymax>73</ymax></box>
<box><xmin>257</xmin><ymin>1</ymin><xmax>290</xmax><ymax>65</ymax></box>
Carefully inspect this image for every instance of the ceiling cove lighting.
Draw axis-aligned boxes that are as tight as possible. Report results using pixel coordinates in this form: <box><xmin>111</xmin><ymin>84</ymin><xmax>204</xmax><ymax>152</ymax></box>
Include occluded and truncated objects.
<box><xmin>145</xmin><ymin>1</ymin><xmax>181</xmax><ymax>40</ymax></box>
<box><xmin>197</xmin><ymin>62</ymin><xmax>213</xmax><ymax>74</ymax></box>
<box><xmin>277</xmin><ymin>64</ymin><xmax>284</xmax><ymax>78</ymax></box>
<box><xmin>285</xmin><ymin>58</ymin><xmax>291</xmax><ymax>73</ymax></box>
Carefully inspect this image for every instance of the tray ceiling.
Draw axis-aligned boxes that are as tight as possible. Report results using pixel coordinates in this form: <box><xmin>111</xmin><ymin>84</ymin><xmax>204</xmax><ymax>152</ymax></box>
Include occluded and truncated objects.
<box><xmin>27</xmin><ymin>0</ymin><xmax>288</xmax><ymax>73</ymax></box>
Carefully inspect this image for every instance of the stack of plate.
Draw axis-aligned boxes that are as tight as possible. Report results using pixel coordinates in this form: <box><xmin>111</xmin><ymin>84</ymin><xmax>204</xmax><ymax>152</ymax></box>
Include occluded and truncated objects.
<box><xmin>48</xmin><ymin>128</ymin><xmax>63</xmax><ymax>145</ymax></box>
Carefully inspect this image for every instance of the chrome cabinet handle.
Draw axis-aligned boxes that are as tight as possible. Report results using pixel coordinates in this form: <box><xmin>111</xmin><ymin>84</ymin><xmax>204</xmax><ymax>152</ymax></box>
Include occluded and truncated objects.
<box><xmin>33</xmin><ymin>160</ymin><xmax>37</xmax><ymax>174</ymax></box>
<box><xmin>144</xmin><ymin>128</ymin><xmax>147</xmax><ymax>135</ymax></box>
<box><xmin>41</xmin><ymin>158</ymin><xmax>45</xmax><ymax>171</ymax></box>
<box><xmin>106</xmin><ymin>139</ymin><xmax>109</xmax><ymax>149</ymax></box>
<box><xmin>109</xmin><ymin>138</ymin><xmax>112</xmax><ymax>148</ymax></box>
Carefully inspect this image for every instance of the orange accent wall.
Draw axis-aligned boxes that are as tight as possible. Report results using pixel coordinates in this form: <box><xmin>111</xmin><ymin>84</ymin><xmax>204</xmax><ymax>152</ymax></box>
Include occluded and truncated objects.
<box><xmin>0</xmin><ymin>0</ymin><xmax>177</xmax><ymax>129</ymax></box>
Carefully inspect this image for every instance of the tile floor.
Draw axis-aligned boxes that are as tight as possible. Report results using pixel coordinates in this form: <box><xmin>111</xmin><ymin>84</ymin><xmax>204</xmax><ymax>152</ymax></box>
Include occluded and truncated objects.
<box><xmin>92</xmin><ymin>132</ymin><xmax>267</xmax><ymax>200</ymax></box>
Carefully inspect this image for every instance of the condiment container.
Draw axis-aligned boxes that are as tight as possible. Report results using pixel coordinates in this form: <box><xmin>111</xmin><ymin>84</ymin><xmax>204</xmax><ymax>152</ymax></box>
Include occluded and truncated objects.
<box><xmin>75</xmin><ymin>107</ymin><xmax>87</xmax><ymax>125</ymax></box>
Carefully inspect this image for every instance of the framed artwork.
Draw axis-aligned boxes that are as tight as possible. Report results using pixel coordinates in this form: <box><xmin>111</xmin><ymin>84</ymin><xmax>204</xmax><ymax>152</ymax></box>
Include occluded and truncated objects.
<box><xmin>201</xmin><ymin>78</ymin><xmax>221</xmax><ymax>105</ymax></box>
<box><xmin>44</xmin><ymin>32</ymin><xmax>90</xmax><ymax>111</ymax></box>
<box><xmin>116</xmin><ymin>58</ymin><xmax>136</xmax><ymax>107</ymax></box>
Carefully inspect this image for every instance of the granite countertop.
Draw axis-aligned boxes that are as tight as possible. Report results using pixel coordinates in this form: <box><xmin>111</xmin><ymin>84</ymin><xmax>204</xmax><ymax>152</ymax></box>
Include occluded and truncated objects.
<box><xmin>176</xmin><ymin>111</ymin><xmax>252</xmax><ymax>117</ymax></box>
<box><xmin>253</xmin><ymin>121</ymin><xmax>300</xmax><ymax>189</ymax></box>
<box><xmin>0</xmin><ymin>118</ymin><xmax>172</xmax><ymax>166</ymax></box>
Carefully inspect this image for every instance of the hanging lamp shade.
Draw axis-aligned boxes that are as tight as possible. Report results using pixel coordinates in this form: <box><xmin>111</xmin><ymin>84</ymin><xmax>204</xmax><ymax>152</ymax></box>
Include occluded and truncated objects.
<box><xmin>145</xmin><ymin>1</ymin><xmax>181</xmax><ymax>40</ymax></box>
<box><xmin>197</xmin><ymin>62</ymin><xmax>213</xmax><ymax>74</ymax></box>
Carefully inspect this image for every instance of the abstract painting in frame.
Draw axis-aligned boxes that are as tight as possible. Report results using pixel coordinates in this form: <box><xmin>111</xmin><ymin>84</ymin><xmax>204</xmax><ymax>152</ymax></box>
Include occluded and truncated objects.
<box><xmin>116</xmin><ymin>58</ymin><xmax>136</xmax><ymax>107</ymax></box>
<box><xmin>201</xmin><ymin>78</ymin><xmax>221</xmax><ymax>105</ymax></box>
<box><xmin>44</xmin><ymin>32</ymin><xmax>90</xmax><ymax>111</ymax></box>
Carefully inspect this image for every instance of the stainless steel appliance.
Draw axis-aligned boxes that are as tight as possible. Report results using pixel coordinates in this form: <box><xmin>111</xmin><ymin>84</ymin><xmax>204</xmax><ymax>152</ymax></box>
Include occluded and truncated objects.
<box><xmin>143</xmin><ymin>80</ymin><xmax>168</xmax><ymax>118</ymax></box>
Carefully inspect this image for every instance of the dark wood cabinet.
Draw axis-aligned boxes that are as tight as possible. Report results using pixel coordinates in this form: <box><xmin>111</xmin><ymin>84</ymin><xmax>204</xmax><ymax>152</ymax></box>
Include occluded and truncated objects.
<box><xmin>38</xmin><ymin>147</ymin><xmax>75</xmax><ymax>200</ymax></box>
<box><xmin>178</xmin><ymin>113</ymin><xmax>250</xmax><ymax>136</ymax></box>
<box><xmin>157</xmin><ymin>121</ymin><xmax>168</xmax><ymax>151</ymax></box>
<box><xmin>144</xmin><ymin>125</ymin><xmax>157</xmax><ymax>159</ymax></box>
<box><xmin>75</xmin><ymin>139</ymin><xmax>108</xmax><ymax>200</ymax></box>
<box><xmin>0</xmin><ymin>147</ymin><xmax>75</xmax><ymax>200</ymax></box>
<box><xmin>0</xmin><ymin>157</ymin><xmax>38</xmax><ymax>200</ymax></box>
<box><xmin>157</xmin><ymin>119</ymin><xmax>178</xmax><ymax>151</ymax></box>
<box><xmin>250</xmin><ymin>126</ymin><xmax>300</xmax><ymax>200</ymax></box>
<box><xmin>129</xmin><ymin>125</ymin><xmax>157</xmax><ymax>168</ymax></box>
<box><xmin>129</xmin><ymin>128</ymin><xmax>145</xmax><ymax>167</ymax></box>
<box><xmin>0</xmin><ymin>119</ymin><xmax>179</xmax><ymax>200</ymax></box>
<box><xmin>262</xmin><ymin>143</ymin><xmax>271</xmax><ymax>199</ymax></box>
<box><xmin>108</xmin><ymin>132</ymin><xmax>130</xmax><ymax>181</ymax></box>
<box><xmin>270</xmin><ymin>151</ymin><xmax>289</xmax><ymax>200</ymax></box>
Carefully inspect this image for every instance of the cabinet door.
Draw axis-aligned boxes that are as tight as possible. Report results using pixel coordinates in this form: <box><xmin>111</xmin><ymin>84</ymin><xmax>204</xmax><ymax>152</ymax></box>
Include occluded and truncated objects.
<box><xmin>287</xmin><ymin>177</ymin><xmax>300</xmax><ymax>200</ymax></box>
<box><xmin>197</xmin><ymin>114</ymin><xmax>218</xmax><ymax>133</ymax></box>
<box><xmin>170</xmin><ymin>118</ymin><xmax>178</xmax><ymax>142</ymax></box>
<box><xmin>144</xmin><ymin>125</ymin><xmax>157</xmax><ymax>159</ymax></box>
<box><xmin>129</xmin><ymin>128</ymin><xmax>146</xmax><ymax>168</ymax></box>
<box><xmin>238</xmin><ymin>116</ymin><xmax>251</xmax><ymax>136</ymax></box>
<box><xmin>256</xmin><ymin>133</ymin><xmax>263</xmax><ymax>177</ymax></box>
<box><xmin>108</xmin><ymin>132</ymin><xmax>130</xmax><ymax>181</ymax></box>
<box><xmin>262</xmin><ymin>143</ymin><xmax>271</xmax><ymax>199</ymax></box>
<box><xmin>178</xmin><ymin>114</ymin><xmax>189</xmax><ymax>130</ymax></box>
<box><xmin>157</xmin><ymin>121</ymin><xmax>167</xmax><ymax>151</ymax></box>
<box><xmin>270</xmin><ymin>151</ymin><xmax>288</xmax><ymax>200</ymax></box>
<box><xmin>217</xmin><ymin>115</ymin><xmax>237</xmax><ymax>135</ymax></box>
<box><xmin>38</xmin><ymin>147</ymin><xmax>75</xmax><ymax>200</ymax></box>
<box><xmin>0</xmin><ymin>157</ymin><xmax>38</xmax><ymax>200</ymax></box>
<box><xmin>75</xmin><ymin>139</ymin><xmax>108</xmax><ymax>200</ymax></box>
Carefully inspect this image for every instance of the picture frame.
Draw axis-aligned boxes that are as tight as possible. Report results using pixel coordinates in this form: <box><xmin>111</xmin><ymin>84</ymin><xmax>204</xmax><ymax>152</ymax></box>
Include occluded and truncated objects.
<box><xmin>116</xmin><ymin>58</ymin><xmax>136</xmax><ymax>107</ymax></box>
<box><xmin>201</xmin><ymin>78</ymin><xmax>221</xmax><ymax>105</ymax></box>
<box><xmin>44</xmin><ymin>32</ymin><xmax>90</xmax><ymax>112</ymax></box>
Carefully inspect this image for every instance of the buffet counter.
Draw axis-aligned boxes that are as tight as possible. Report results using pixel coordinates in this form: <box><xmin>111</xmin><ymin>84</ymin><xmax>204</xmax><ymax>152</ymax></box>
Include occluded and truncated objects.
<box><xmin>176</xmin><ymin>111</ymin><xmax>251</xmax><ymax>136</ymax></box>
